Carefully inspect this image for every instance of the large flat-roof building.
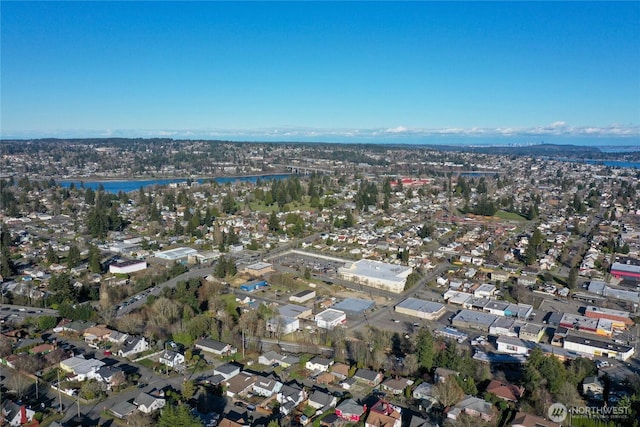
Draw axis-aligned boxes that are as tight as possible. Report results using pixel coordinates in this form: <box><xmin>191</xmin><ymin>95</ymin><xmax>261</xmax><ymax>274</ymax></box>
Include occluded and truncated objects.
<box><xmin>395</xmin><ymin>298</ymin><xmax>447</xmax><ymax>320</ymax></box>
<box><xmin>559</xmin><ymin>313</ymin><xmax>613</xmax><ymax>337</ymax></box>
<box><xmin>279</xmin><ymin>304</ymin><xmax>313</xmax><ymax>319</ymax></box>
<box><xmin>109</xmin><ymin>259</ymin><xmax>147</xmax><ymax>275</ymax></box>
<box><xmin>315</xmin><ymin>309</ymin><xmax>347</xmax><ymax>330</ymax></box>
<box><xmin>451</xmin><ymin>309</ymin><xmax>499</xmax><ymax>332</ymax></box>
<box><xmin>332</xmin><ymin>298</ymin><xmax>375</xmax><ymax>317</ymax></box>
<box><xmin>563</xmin><ymin>334</ymin><xmax>635</xmax><ymax>361</ymax></box>
<box><xmin>242</xmin><ymin>261</ymin><xmax>274</xmax><ymax>276</ymax></box>
<box><xmin>338</xmin><ymin>260</ymin><xmax>412</xmax><ymax>293</ymax></box>
<box><xmin>154</xmin><ymin>247</ymin><xmax>198</xmax><ymax>261</ymax></box>
<box><xmin>584</xmin><ymin>305</ymin><xmax>633</xmax><ymax>328</ymax></box>
<box><xmin>289</xmin><ymin>289</ymin><xmax>316</xmax><ymax>304</ymax></box>
<box><xmin>611</xmin><ymin>262</ymin><xmax>640</xmax><ymax>281</ymax></box>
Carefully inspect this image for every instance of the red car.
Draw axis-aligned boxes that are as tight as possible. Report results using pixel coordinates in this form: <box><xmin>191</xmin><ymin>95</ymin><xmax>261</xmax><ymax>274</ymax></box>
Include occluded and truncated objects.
<box><xmin>103</xmin><ymin>350</ymin><xmax>112</xmax><ymax>356</ymax></box>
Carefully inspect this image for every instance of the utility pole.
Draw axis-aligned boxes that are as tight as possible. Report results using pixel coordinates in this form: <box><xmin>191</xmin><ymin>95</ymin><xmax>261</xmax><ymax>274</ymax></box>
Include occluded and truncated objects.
<box><xmin>242</xmin><ymin>329</ymin><xmax>245</xmax><ymax>359</ymax></box>
<box><xmin>57</xmin><ymin>369</ymin><xmax>62</xmax><ymax>414</ymax></box>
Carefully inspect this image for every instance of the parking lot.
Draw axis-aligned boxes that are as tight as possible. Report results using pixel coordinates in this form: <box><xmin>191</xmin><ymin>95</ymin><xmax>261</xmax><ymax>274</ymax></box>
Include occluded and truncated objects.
<box><xmin>273</xmin><ymin>253</ymin><xmax>345</xmax><ymax>278</ymax></box>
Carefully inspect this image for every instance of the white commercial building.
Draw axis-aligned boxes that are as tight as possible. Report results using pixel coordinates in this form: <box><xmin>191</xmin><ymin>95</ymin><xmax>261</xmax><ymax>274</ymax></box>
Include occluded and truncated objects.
<box><xmin>109</xmin><ymin>260</ymin><xmax>147</xmax><ymax>274</ymax></box>
<box><xmin>563</xmin><ymin>335</ymin><xmax>635</xmax><ymax>361</ymax></box>
<box><xmin>315</xmin><ymin>308</ymin><xmax>347</xmax><ymax>330</ymax></box>
<box><xmin>154</xmin><ymin>247</ymin><xmax>198</xmax><ymax>261</ymax></box>
<box><xmin>338</xmin><ymin>260</ymin><xmax>412</xmax><ymax>294</ymax></box>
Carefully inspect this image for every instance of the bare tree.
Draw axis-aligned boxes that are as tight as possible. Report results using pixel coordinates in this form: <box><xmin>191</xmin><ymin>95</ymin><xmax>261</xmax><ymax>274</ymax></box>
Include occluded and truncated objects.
<box><xmin>116</xmin><ymin>313</ymin><xmax>144</xmax><ymax>334</ymax></box>
<box><xmin>7</xmin><ymin>373</ymin><xmax>31</xmax><ymax>401</ymax></box>
<box><xmin>0</xmin><ymin>338</ymin><xmax>12</xmax><ymax>357</ymax></box>
<box><xmin>433</xmin><ymin>379</ymin><xmax>464</xmax><ymax>407</ymax></box>
<box><xmin>151</xmin><ymin>297</ymin><xmax>181</xmax><ymax>324</ymax></box>
<box><xmin>126</xmin><ymin>411</ymin><xmax>155</xmax><ymax>427</ymax></box>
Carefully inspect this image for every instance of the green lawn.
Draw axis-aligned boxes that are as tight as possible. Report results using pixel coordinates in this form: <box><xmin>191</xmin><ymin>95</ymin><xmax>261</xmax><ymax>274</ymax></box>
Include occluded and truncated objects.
<box><xmin>495</xmin><ymin>210</ymin><xmax>527</xmax><ymax>221</ymax></box>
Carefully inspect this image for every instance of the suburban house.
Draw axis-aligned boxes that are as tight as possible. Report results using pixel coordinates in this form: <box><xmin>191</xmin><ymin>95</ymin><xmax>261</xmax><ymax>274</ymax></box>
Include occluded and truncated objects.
<box><xmin>511</xmin><ymin>411</ymin><xmax>561</xmax><ymax>427</ymax></box>
<box><xmin>252</xmin><ymin>374</ymin><xmax>283</xmax><ymax>397</ymax></box>
<box><xmin>83</xmin><ymin>325</ymin><xmax>114</xmax><ymax>345</ymax></box>
<box><xmin>447</xmin><ymin>395</ymin><xmax>495</xmax><ymax>423</ymax></box>
<box><xmin>214</xmin><ymin>363</ymin><xmax>241</xmax><ymax>380</ymax></box>
<box><xmin>258</xmin><ymin>350</ymin><xmax>299</xmax><ymax>368</ymax></box>
<box><xmin>158</xmin><ymin>349</ymin><xmax>185</xmax><ymax>368</ymax></box>
<box><xmin>110</xmin><ymin>401</ymin><xmax>137</xmax><ymax>419</ymax></box>
<box><xmin>380</xmin><ymin>377</ymin><xmax>414</xmax><ymax>395</ymax></box>
<box><xmin>305</xmin><ymin>356</ymin><xmax>334</xmax><ymax>373</ymax></box>
<box><xmin>1</xmin><ymin>400</ymin><xmax>36</xmax><ymax>427</ymax></box>
<box><xmin>485</xmin><ymin>380</ymin><xmax>524</xmax><ymax>402</ymax></box>
<box><xmin>330</xmin><ymin>363</ymin><xmax>351</xmax><ymax>380</ymax></box>
<box><xmin>277</xmin><ymin>383</ymin><xmax>307</xmax><ymax>415</ymax></box>
<box><xmin>434</xmin><ymin>367</ymin><xmax>459</xmax><ymax>383</ymax></box>
<box><xmin>118</xmin><ymin>336</ymin><xmax>149</xmax><ymax>358</ymax></box>
<box><xmin>60</xmin><ymin>355</ymin><xmax>105</xmax><ymax>381</ymax></box>
<box><xmin>353</xmin><ymin>368</ymin><xmax>383</xmax><ymax>386</ymax></box>
<box><xmin>195</xmin><ymin>338</ymin><xmax>237</xmax><ymax>356</ymax></box>
<box><xmin>134</xmin><ymin>391</ymin><xmax>166</xmax><ymax>414</ymax></box>
<box><xmin>335</xmin><ymin>398</ymin><xmax>366</xmax><ymax>422</ymax></box>
<box><xmin>366</xmin><ymin>400</ymin><xmax>402</xmax><ymax>427</ymax></box>
<box><xmin>107</xmin><ymin>330</ymin><xmax>129</xmax><ymax>345</ymax></box>
<box><xmin>308</xmin><ymin>389</ymin><xmax>337</xmax><ymax>411</ymax></box>
<box><xmin>225</xmin><ymin>372</ymin><xmax>257</xmax><ymax>398</ymax></box>
<box><xmin>87</xmin><ymin>366</ymin><xmax>124</xmax><ymax>390</ymax></box>
<box><xmin>582</xmin><ymin>376</ymin><xmax>604</xmax><ymax>400</ymax></box>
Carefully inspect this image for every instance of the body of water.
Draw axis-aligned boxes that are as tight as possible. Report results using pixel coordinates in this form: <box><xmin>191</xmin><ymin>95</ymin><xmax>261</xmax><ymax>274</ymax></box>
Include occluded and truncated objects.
<box><xmin>60</xmin><ymin>174</ymin><xmax>291</xmax><ymax>194</ymax></box>
<box><xmin>552</xmin><ymin>159</ymin><xmax>640</xmax><ymax>169</ymax></box>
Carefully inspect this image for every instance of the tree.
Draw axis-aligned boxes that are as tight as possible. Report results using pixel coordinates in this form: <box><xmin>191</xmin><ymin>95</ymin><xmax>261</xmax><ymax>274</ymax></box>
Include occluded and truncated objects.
<box><xmin>567</xmin><ymin>267</ymin><xmax>578</xmax><ymax>289</ymax></box>
<box><xmin>38</xmin><ymin>316</ymin><xmax>57</xmax><ymax>331</ymax></box>
<box><xmin>157</xmin><ymin>404</ymin><xmax>203</xmax><ymax>427</ymax></box>
<box><xmin>0</xmin><ymin>338</ymin><xmax>12</xmax><ymax>357</ymax></box>
<box><xmin>66</xmin><ymin>245</ymin><xmax>81</xmax><ymax>268</ymax></box>
<box><xmin>126</xmin><ymin>412</ymin><xmax>155</xmax><ymax>427</ymax></box>
<box><xmin>7</xmin><ymin>374</ymin><xmax>31</xmax><ymax>401</ymax></box>
<box><xmin>268</xmin><ymin>211</ymin><xmax>280</xmax><ymax>232</ymax></box>
<box><xmin>79</xmin><ymin>379</ymin><xmax>105</xmax><ymax>400</ymax></box>
<box><xmin>0</xmin><ymin>223</ymin><xmax>16</xmax><ymax>278</ymax></box>
<box><xmin>46</xmin><ymin>245</ymin><xmax>57</xmax><ymax>265</ymax></box>
<box><xmin>416</xmin><ymin>329</ymin><xmax>435</xmax><ymax>370</ymax></box>
<box><xmin>182</xmin><ymin>379</ymin><xmax>196</xmax><ymax>401</ymax></box>
<box><xmin>88</xmin><ymin>244</ymin><xmax>101</xmax><ymax>273</ymax></box>
<box><xmin>433</xmin><ymin>378</ymin><xmax>464</xmax><ymax>407</ymax></box>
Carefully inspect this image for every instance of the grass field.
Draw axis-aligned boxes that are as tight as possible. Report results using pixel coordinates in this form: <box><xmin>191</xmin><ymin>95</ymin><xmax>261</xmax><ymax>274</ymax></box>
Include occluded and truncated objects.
<box><xmin>495</xmin><ymin>210</ymin><xmax>527</xmax><ymax>221</ymax></box>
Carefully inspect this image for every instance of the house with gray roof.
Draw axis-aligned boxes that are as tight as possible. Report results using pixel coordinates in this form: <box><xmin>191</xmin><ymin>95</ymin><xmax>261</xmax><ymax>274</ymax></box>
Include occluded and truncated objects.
<box><xmin>134</xmin><ymin>391</ymin><xmax>166</xmax><ymax>414</ymax></box>
<box><xmin>195</xmin><ymin>338</ymin><xmax>237</xmax><ymax>356</ymax></box>
<box><xmin>277</xmin><ymin>383</ymin><xmax>307</xmax><ymax>415</ymax></box>
<box><xmin>214</xmin><ymin>362</ymin><xmax>241</xmax><ymax>380</ymax></box>
<box><xmin>308</xmin><ymin>389</ymin><xmax>337</xmax><ymax>411</ymax></box>
<box><xmin>118</xmin><ymin>335</ymin><xmax>149</xmax><ymax>358</ymax></box>
<box><xmin>110</xmin><ymin>401</ymin><xmax>137</xmax><ymax>419</ymax></box>
<box><xmin>353</xmin><ymin>368</ymin><xmax>383</xmax><ymax>386</ymax></box>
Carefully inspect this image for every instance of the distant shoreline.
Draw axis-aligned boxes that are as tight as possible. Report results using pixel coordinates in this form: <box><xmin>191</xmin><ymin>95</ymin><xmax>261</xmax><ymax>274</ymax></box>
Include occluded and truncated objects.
<box><xmin>56</xmin><ymin>171</ymin><xmax>290</xmax><ymax>183</ymax></box>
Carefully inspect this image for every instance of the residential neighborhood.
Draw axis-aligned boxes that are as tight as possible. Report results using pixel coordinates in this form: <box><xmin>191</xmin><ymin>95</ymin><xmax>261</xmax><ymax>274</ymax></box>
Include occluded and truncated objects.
<box><xmin>0</xmin><ymin>139</ymin><xmax>639</xmax><ymax>427</ymax></box>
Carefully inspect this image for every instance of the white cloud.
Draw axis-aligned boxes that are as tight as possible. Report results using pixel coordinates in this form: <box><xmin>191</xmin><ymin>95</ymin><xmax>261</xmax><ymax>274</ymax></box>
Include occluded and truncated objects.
<box><xmin>2</xmin><ymin>122</ymin><xmax>639</xmax><ymax>141</ymax></box>
<box><xmin>385</xmin><ymin>126</ymin><xmax>408</xmax><ymax>134</ymax></box>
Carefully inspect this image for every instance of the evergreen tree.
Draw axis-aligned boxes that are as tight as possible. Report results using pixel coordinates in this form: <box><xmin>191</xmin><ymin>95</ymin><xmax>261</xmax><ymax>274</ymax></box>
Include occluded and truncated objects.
<box><xmin>416</xmin><ymin>328</ymin><xmax>435</xmax><ymax>370</ymax></box>
<box><xmin>157</xmin><ymin>404</ymin><xmax>203</xmax><ymax>427</ymax></box>
<box><xmin>88</xmin><ymin>244</ymin><xmax>102</xmax><ymax>273</ymax></box>
<box><xmin>46</xmin><ymin>245</ymin><xmax>57</xmax><ymax>265</ymax></box>
<box><xmin>0</xmin><ymin>224</ymin><xmax>16</xmax><ymax>278</ymax></box>
<box><xmin>67</xmin><ymin>245</ymin><xmax>81</xmax><ymax>268</ymax></box>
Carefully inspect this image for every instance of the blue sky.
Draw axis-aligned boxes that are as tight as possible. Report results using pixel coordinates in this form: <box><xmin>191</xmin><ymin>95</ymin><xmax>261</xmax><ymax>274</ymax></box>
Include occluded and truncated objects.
<box><xmin>2</xmin><ymin>1</ymin><xmax>639</xmax><ymax>145</ymax></box>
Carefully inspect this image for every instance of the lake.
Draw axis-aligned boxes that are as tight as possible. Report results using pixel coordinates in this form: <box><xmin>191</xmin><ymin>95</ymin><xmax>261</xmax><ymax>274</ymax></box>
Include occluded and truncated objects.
<box><xmin>59</xmin><ymin>174</ymin><xmax>291</xmax><ymax>194</ymax></box>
